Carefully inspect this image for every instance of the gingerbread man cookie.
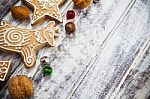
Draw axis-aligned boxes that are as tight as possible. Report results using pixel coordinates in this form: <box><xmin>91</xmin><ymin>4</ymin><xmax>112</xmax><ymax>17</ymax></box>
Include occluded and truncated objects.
<box><xmin>0</xmin><ymin>61</ymin><xmax>11</xmax><ymax>81</ymax></box>
<box><xmin>0</xmin><ymin>20</ymin><xmax>59</xmax><ymax>68</ymax></box>
<box><xmin>21</xmin><ymin>0</ymin><xmax>63</xmax><ymax>25</ymax></box>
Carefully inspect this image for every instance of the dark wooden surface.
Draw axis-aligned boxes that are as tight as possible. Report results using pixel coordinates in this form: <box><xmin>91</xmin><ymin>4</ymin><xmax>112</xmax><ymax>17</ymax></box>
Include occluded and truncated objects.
<box><xmin>0</xmin><ymin>0</ymin><xmax>18</xmax><ymax>20</ymax></box>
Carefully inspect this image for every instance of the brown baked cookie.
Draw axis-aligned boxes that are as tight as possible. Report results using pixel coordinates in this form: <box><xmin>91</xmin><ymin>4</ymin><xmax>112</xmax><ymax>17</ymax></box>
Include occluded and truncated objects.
<box><xmin>56</xmin><ymin>0</ymin><xmax>66</xmax><ymax>6</ymax></box>
<box><xmin>0</xmin><ymin>20</ymin><xmax>58</xmax><ymax>68</ymax></box>
<box><xmin>21</xmin><ymin>0</ymin><xmax>63</xmax><ymax>25</ymax></box>
<box><xmin>0</xmin><ymin>61</ymin><xmax>12</xmax><ymax>90</ymax></box>
<box><xmin>0</xmin><ymin>61</ymin><xmax>12</xmax><ymax>81</ymax></box>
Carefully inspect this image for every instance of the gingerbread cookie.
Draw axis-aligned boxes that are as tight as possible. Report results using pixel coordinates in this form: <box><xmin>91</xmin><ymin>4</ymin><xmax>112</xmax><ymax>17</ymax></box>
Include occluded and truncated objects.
<box><xmin>21</xmin><ymin>0</ymin><xmax>63</xmax><ymax>25</ymax></box>
<box><xmin>0</xmin><ymin>61</ymin><xmax>11</xmax><ymax>81</ymax></box>
<box><xmin>0</xmin><ymin>20</ymin><xmax>59</xmax><ymax>68</ymax></box>
<box><xmin>56</xmin><ymin>0</ymin><xmax>66</xmax><ymax>6</ymax></box>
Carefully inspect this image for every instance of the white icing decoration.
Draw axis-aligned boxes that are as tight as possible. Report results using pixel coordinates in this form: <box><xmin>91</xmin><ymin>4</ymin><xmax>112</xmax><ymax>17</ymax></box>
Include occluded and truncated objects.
<box><xmin>35</xmin><ymin>31</ymin><xmax>39</xmax><ymax>36</ymax></box>
<box><xmin>38</xmin><ymin>0</ymin><xmax>54</xmax><ymax>10</ymax></box>
<box><xmin>0</xmin><ymin>20</ymin><xmax>57</xmax><ymax>67</ymax></box>
<box><xmin>35</xmin><ymin>12</ymin><xmax>39</xmax><ymax>14</ymax></box>
<box><xmin>0</xmin><ymin>61</ymin><xmax>11</xmax><ymax>81</ymax></box>
<box><xmin>35</xmin><ymin>31</ymin><xmax>43</xmax><ymax>43</ymax></box>
<box><xmin>22</xmin><ymin>0</ymin><xmax>62</xmax><ymax>24</ymax></box>
<box><xmin>4</xmin><ymin>30</ymin><xmax>24</xmax><ymax>46</ymax></box>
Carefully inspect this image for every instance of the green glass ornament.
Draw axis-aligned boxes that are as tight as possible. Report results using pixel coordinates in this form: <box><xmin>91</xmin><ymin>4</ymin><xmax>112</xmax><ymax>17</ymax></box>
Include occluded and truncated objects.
<box><xmin>42</xmin><ymin>62</ymin><xmax>53</xmax><ymax>76</ymax></box>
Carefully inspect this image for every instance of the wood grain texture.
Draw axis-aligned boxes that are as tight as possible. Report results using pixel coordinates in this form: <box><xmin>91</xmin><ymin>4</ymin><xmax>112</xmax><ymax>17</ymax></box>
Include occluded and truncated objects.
<box><xmin>0</xmin><ymin>0</ymin><xmax>19</xmax><ymax>20</ymax></box>
<box><xmin>0</xmin><ymin>0</ymin><xmax>73</xmax><ymax>97</ymax></box>
<box><xmin>115</xmin><ymin>44</ymin><xmax>150</xmax><ymax>99</ymax></box>
<box><xmin>0</xmin><ymin>0</ymin><xmax>150</xmax><ymax>99</ymax></box>
<box><xmin>0</xmin><ymin>0</ymin><xmax>135</xmax><ymax>98</ymax></box>
<box><xmin>71</xmin><ymin>0</ymin><xmax>150</xmax><ymax>98</ymax></box>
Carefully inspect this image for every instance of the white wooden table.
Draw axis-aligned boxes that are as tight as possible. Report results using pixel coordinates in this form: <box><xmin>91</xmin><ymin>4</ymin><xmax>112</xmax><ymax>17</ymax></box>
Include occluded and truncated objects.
<box><xmin>0</xmin><ymin>0</ymin><xmax>150</xmax><ymax>99</ymax></box>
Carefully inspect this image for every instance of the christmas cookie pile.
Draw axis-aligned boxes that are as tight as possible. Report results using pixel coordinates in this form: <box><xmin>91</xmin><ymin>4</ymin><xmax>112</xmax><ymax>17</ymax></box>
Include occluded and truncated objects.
<box><xmin>0</xmin><ymin>0</ymin><xmax>63</xmax><ymax>68</ymax></box>
<box><xmin>0</xmin><ymin>0</ymin><xmax>94</xmax><ymax>98</ymax></box>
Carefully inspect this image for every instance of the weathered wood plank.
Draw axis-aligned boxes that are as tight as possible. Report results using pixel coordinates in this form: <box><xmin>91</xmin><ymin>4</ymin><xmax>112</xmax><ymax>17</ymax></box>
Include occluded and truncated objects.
<box><xmin>0</xmin><ymin>0</ymin><xmax>73</xmax><ymax>96</ymax></box>
<box><xmin>115</xmin><ymin>44</ymin><xmax>150</xmax><ymax>99</ymax></box>
<box><xmin>70</xmin><ymin>0</ymin><xmax>150</xmax><ymax>99</ymax></box>
<box><xmin>0</xmin><ymin>0</ymin><xmax>19</xmax><ymax>20</ymax></box>
<box><xmin>0</xmin><ymin>0</ymin><xmax>136</xmax><ymax>99</ymax></box>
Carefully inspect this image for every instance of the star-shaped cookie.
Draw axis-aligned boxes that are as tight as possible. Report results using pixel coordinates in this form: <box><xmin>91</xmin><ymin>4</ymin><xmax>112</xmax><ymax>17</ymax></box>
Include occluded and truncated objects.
<box><xmin>22</xmin><ymin>0</ymin><xmax>63</xmax><ymax>25</ymax></box>
<box><xmin>56</xmin><ymin>0</ymin><xmax>66</xmax><ymax>6</ymax></box>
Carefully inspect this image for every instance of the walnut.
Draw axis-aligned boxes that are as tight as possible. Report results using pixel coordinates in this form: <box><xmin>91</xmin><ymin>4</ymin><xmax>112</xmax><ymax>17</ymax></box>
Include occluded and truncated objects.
<box><xmin>73</xmin><ymin>0</ymin><xmax>92</xmax><ymax>9</ymax></box>
<box><xmin>11</xmin><ymin>6</ymin><xmax>30</xmax><ymax>20</ymax></box>
<box><xmin>8</xmin><ymin>75</ymin><xmax>33</xmax><ymax>99</ymax></box>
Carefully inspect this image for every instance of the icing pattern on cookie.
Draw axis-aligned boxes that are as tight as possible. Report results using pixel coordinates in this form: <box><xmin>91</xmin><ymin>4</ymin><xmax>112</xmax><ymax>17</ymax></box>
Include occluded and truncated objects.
<box><xmin>0</xmin><ymin>20</ymin><xmax>59</xmax><ymax>68</ymax></box>
<box><xmin>0</xmin><ymin>61</ymin><xmax>11</xmax><ymax>81</ymax></box>
<box><xmin>56</xmin><ymin>0</ymin><xmax>66</xmax><ymax>6</ymax></box>
<box><xmin>22</xmin><ymin>0</ymin><xmax>62</xmax><ymax>25</ymax></box>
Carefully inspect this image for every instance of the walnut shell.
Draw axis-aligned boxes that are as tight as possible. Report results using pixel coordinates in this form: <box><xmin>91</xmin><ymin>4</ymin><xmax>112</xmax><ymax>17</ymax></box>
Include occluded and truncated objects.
<box><xmin>73</xmin><ymin>0</ymin><xmax>92</xmax><ymax>9</ymax></box>
<box><xmin>11</xmin><ymin>6</ymin><xmax>30</xmax><ymax>20</ymax></box>
<box><xmin>8</xmin><ymin>75</ymin><xmax>33</xmax><ymax>99</ymax></box>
